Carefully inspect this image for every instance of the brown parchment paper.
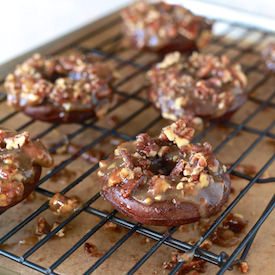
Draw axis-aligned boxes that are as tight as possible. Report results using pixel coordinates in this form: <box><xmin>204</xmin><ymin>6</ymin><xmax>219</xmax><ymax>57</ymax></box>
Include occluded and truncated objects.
<box><xmin>0</xmin><ymin>11</ymin><xmax>275</xmax><ymax>275</ymax></box>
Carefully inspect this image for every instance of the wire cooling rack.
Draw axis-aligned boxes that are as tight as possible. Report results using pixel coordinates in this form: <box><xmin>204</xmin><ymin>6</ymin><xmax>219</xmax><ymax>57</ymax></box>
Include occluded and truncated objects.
<box><xmin>0</xmin><ymin>8</ymin><xmax>274</xmax><ymax>275</ymax></box>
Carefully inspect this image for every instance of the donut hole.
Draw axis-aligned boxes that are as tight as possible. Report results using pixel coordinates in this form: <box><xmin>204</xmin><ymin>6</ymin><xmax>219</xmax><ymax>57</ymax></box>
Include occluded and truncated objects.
<box><xmin>45</xmin><ymin>71</ymin><xmax>93</xmax><ymax>86</ymax></box>
<box><xmin>47</xmin><ymin>73</ymin><xmax>66</xmax><ymax>83</ymax></box>
<box><xmin>0</xmin><ymin>141</ymin><xmax>6</xmax><ymax>149</ymax></box>
<box><xmin>149</xmin><ymin>157</ymin><xmax>176</xmax><ymax>176</ymax></box>
<box><xmin>45</xmin><ymin>67</ymin><xmax>73</xmax><ymax>83</ymax></box>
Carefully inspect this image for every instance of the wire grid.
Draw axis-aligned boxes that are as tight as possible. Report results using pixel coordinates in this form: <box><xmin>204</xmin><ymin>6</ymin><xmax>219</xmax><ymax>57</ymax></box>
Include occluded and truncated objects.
<box><xmin>0</xmin><ymin>13</ymin><xmax>274</xmax><ymax>275</ymax></box>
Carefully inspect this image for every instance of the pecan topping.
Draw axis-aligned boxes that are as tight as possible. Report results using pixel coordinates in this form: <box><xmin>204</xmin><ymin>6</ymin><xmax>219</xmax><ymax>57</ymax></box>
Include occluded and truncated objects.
<box><xmin>4</xmin><ymin>53</ymin><xmax>114</xmax><ymax>118</ymax></box>
<box><xmin>98</xmin><ymin>120</ymin><xmax>229</xmax><ymax>212</ymax></box>
<box><xmin>121</xmin><ymin>1</ymin><xmax>212</xmax><ymax>51</ymax></box>
<box><xmin>4</xmin><ymin>132</ymin><xmax>30</xmax><ymax>149</ymax></box>
<box><xmin>0</xmin><ymin>181</ymin><xmax>24</xmax><ymax>207</ymax></box>
<box><xmin>0</xmin><ymin>128</ymin><xmax>52</xmax><ymax>208</ymax></box>
<box><xmin>136</xmin><ymin>133</ymin><xmax>160</xmax><ymax>157</ymax></box>
<box><xmin>148</xmin><ymin>176</ymin><xmax>171</xmax><ymax>196</ymax></box>
<box><xmin>160</xmin><ymin>120</ymin><xmax>194</xmax><ymax>148</ymax></box>
<box><xmin>147</xmin><ymin>51</ymin><xmax>247</xmax><ymax>121</ymax></box>
<box><xmin>157</xmin><ymin>52</ymin><xmax>181</xmax><ymax>69</ymax></box>
<box><xmin>184</xmin><ymin>152</ymin><xmax>208</xmax><ymax>176</ymax></box>
<box><xmin>108</xmin><ymin>169</ymin><xmax>122</xmax><ymax>186</ymax></box>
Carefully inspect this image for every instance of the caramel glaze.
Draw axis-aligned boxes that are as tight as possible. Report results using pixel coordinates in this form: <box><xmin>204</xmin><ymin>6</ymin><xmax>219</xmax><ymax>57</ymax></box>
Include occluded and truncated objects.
<box><xmin>121</xmin><ymin>1</ymin><xmax>212</xmax><ymax>53</ymax></box>
<box><xmin>0</xmin><ymin>128</ymin><xmax>52</xmax><ymax>210</ymax></box>
<box><xmin>4</xmin><ymin>53</ymin><xmax>114</xmax><ymax>123</ymax></box>
<box><xmin>98</xmin><ymin>120</ymin><xmax>230</xmax><ymax>226</ymax></box>
<box><xmin>147</xmin><ymin>52</ymin><xmax>247</xmax><ymax>122</ymax></box>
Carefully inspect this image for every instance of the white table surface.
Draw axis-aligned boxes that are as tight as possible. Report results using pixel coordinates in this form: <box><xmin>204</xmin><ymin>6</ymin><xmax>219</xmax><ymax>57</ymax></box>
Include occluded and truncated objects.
<box><xmin>0</xmin><ymin>0</ymin><xmax>130</xmax><ymax>65</ymax></box>
<box><xmin>1</xmin><ymin>0</ymin><xmax>274</xmax><ymax>66</ymax></box>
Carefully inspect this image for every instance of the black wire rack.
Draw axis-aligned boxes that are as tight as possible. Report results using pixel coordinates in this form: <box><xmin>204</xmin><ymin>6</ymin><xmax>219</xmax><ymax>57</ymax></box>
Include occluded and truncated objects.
<box><xmin>0</xmin><ymin>8</ymin><xmax>275</xmax><ymax>275</ymax></box>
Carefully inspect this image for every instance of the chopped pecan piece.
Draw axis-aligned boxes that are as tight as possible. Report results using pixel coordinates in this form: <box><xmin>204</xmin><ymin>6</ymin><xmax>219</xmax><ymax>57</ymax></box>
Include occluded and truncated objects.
<box><xmin>157</xmin><ymin>52</ymin><xmax>181</xmax><ymax>69</ymax></box>
<box><xmin>148</xmin><ymin>176</ymin><xmax>171</xmax><ymax>195</ymax></box>
<box><xmin>104</xmin><ymin>221</ymin><xmax>121</xmax><ymax>232</ymax></box>
<box><xmin>238</xmin><ymin>261</ymin><xmax>249</xmax><ymax>273</ymax></box>
<box><xmin>198</xmin><ymin>213</ymin><xmax>248</xmax><ymax>247</ymax></box>
<box><xmin>184</xmin><ymin>152</ymin><xmax>208</xmax><ymax>177</ymax></box>
<box><xmin>120</xmin><ymin>167</ymin><xmax>135</xmax><ymax>180</ymax></box>
<box><xmin>51</xmin><ymin>222</ymin><xmax>67</xmax><ymax>238</ymax></box>
<box><xmin>49</xmin><ymin>193</ymin><xmax>80</xmax><ymax>216</ymax></box>
<box><xmin>24</xmin><ymin>191</ymin><xmax>36</xmax><ymax>202</ymax></box>
<box><xmin>121</xmin><ymin>176</ymin><xmax>143</xmax><ymax>198</ymax></box>
<box><xmin>35</xmin><ymin>217</ymin><xmax>51</xmax><ymax>236</ymax></box>
<box><xmin>4</xmin><ymin>132</ymin><xmax>29</xmax><ymax>150</ymax></box>
<box><xmin>107</xmin><ymin>115</ymin><xmax>120</xmax><ymax>127</ymax></box>
<box><xmin>84</xmin><ymin>242</ymin><xmax>103</xmax><ymax>257</ymax></box>
<box><xmin>170</xmin><ymin>159</ymin><xmax>186</xmax><ymax>176</ymax></box>
<box><xmin>108</xmin><ymin>169</ymin><xmax>122</xmax><ymax>186</ymax></box>
<box><xmin>118</xmin><ymin>149</ymin><xmax>134</xmax><ymax>169</ymax></box>
<box><xmin>198</xmin><ymin>172</ymin><xmax>210</xmax><ymax>188</ymax></box>
<box><xmin>136</xmin><ymin>133</ymin><xmax>160</xmax><ymax>157</ymax></box>
<box><xmin>160</xmin><ymin>120</ymin><xmax>194</xmax><ymax>148</ymax></box>
<box><xmin>163</xmin><ymin>239</ymin><xmax>212</xmax><ymax>274</ymax></box>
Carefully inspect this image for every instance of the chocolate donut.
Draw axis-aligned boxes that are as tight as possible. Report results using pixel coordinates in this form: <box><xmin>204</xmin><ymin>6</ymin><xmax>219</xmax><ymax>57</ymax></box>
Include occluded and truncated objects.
<box><xmin>4</xmin><ymin>53</ymin><xmax>114</xmax><ymax>123</ymax></box>
<box><xmin>98</xmin><ymin>120</ymin><xmax>230</xmax><ymax>226</ymax></box>
<box><xmin>262</xmin><ymin>42</ymin><xmax>275</xmax><ymax>72</ymax></box>
<box><xmin>147</xmin><ymin>52</ymin><xmax>247</xmax><ymax>122</ymax></box>
<box><xmin>121</xmin><ymin>0</ymin><xmax>212</xmax><ymax>53</ymax></box>
<box><xmin>0</xmin><ymin>128</ymin><xmax>52</xmax><ymax>210</ymax></box>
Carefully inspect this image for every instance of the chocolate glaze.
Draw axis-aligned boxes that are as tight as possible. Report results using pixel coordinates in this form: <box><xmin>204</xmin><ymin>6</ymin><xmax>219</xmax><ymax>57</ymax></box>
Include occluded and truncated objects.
<box><xmin>98</xmin><ymin>120</ymin><xmax>230</xmax><ymax>225</ymax></box>
<box><xmin>102</xmin><ymin>186</ymin><xmax>201</xmax><ymax>226</ymax></box>
<box><xmin>23</xmin><ymin>103</ymin><xmax>106</xmax><ymax>123</ymax></box>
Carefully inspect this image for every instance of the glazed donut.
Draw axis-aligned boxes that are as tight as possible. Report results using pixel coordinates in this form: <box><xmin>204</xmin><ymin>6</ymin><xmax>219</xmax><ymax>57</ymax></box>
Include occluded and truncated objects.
<box><xmin>262</xmin><ymin>42</ymin><xmax>275</xmax><ymax>72</ymax></box>
<box><xmin>147</xmin><ymin>52</ymin><xmax>247</xmax><ymax>122</ymax></box>
<box><xmin>4</xmin><ymin>53</ymin><xmax>114</xmax><ymax>123</ymax></box>
<box><xmin>0</xmin><ymin>128</ymin><xmax>52</xmax><ymax>210</ymax></box>
<box><xmin>121</xmin><ymin>0</ymin><xmax>212</xmax><ymax>54</ymax></box>
<box><xmin>98</xmin><ymin>120</ymin><xmax>230</xmax><ymax>226</ymax></box>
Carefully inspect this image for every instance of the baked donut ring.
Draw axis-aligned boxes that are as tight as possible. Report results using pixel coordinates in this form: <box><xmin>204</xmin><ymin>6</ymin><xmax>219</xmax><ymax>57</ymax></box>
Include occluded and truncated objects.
<box><xmin>121</xmin><ymin>1</ymin><xmax>212</xmax><ymax>54</ymax></box>
<box><xmin>262</xmin><ymin>42</ymin><xmax>275</xmax><ymax>72</ymax></box>
<box><xmin>0</xmin><ymin>128</ymin><xmax>52</xmax><ymax>210</ymax></box>
<box><xmin>98</xmin><ymin>120</ymin><xmax>230</xmax><ymax>226</ymax></box>
<box><xmin>147</xmin><ymin>52</ymin><xmax>247</xmax><ymax>122</ymax></box>
<box><xmin>4</xmin><ymin>53</ymin><xmax>114</xmax><ymax>123</ymax></box>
